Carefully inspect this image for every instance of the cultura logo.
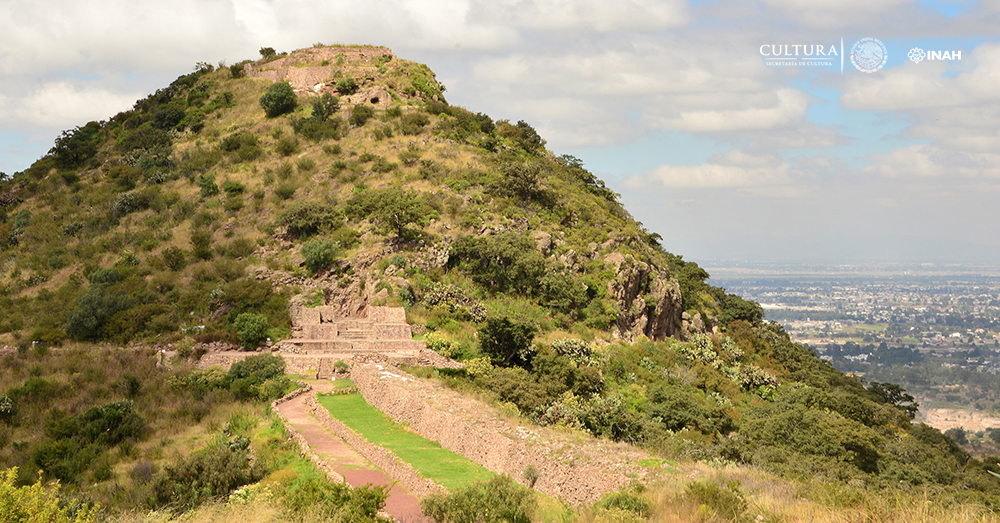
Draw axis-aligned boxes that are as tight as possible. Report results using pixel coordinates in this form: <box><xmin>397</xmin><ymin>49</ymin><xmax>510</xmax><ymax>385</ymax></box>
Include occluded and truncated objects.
<box><xmin>908</xmin><ymin>47</ymin><xmax>962</xmax><ymax>63</ymax></box>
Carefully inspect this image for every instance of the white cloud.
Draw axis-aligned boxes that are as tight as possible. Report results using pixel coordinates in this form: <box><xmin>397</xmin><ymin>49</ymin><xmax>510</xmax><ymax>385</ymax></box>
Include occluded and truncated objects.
<box><xmin>865</xmin><ymin>144</ymin><xmax>1000</xmax><ymax>178</ymax></box>
<box><xmin>0</xmin><ymin>82</ymin><xmax>140</xmax><ymax>129</ymax></box>
<box><xmin>468</xmin><ymin>0</ymin><xmax>690</xmax><ymax>32</ymax></box>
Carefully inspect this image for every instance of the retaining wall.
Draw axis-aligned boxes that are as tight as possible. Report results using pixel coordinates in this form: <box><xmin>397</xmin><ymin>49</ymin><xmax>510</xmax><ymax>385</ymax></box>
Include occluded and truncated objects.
<box><xmin>351</xmin><ymin>363</ymin><xmax>649</xmax><ymax>506</ymax></box>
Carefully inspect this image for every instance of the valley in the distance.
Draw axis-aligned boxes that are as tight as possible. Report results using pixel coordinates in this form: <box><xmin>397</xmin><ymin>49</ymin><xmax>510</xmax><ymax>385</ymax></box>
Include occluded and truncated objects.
<box><xmin>710</xmin><ymin>261</ymin><xmax>1000</xmax><ymax>451</ymax></box>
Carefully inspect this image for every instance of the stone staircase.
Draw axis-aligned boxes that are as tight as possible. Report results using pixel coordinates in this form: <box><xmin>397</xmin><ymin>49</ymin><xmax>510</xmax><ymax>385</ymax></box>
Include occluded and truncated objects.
<box><xmin>276</xmin><ymin>305</ymin><xmax>426</xmax><ymax>377</ymax></box>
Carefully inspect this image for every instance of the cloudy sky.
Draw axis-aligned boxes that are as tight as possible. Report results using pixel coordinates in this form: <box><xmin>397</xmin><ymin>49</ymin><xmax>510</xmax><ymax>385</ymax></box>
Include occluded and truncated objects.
<box><xmin>2</xmin><ymin>0</ymin><xmax>999</xmax><ymax>264</ymax></box>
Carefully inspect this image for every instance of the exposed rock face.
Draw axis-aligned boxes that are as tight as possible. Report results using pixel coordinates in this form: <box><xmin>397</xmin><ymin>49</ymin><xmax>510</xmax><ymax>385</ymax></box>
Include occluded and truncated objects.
<box><xmin>604</xmin><ymin>253</ymin><xmax>682</xmax><ymax>341</ymax></box>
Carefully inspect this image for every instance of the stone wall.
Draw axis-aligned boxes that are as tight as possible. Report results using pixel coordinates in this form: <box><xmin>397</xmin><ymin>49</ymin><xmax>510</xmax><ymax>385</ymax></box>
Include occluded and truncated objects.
<box><xmin>350</xmin><ymin>363</ymin><xmax>652</xmax><ymax>505</ymax></box>
<box><xmin>304</xmin><ymin>394</ymin><xmax>445</xmax><ymax>498</ymax></box>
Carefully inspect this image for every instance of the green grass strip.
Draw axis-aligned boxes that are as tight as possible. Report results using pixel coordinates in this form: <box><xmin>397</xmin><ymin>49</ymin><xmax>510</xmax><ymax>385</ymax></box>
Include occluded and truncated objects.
<box><xmin>318</xmin><ymin>393</ymin><xmax>494</xmax><ymax>490</ymax></box>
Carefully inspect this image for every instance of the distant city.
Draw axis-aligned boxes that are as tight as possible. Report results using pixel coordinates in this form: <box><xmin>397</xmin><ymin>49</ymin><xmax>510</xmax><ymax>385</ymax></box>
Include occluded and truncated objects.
<box><xmin>709</xmin><ymin>262</ymin><xmax>1000</xmax><ymax>412</ymax></box>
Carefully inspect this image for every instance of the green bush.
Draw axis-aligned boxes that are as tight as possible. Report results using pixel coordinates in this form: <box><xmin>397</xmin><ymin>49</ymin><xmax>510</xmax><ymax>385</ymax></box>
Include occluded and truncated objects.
<box><xmin>301</xmin><ymin>238</ymin><xmax>338</xmax><ymax>275</ymax></box>
<box><xmin>162</xmin><ymin>246</ymin><xmax>187</xmax><ymax>271</ymax></box>
<box><xmin>275</xmin><ymin>136</ymin><xmax>299</xmax><ymax>156</ymax></box>
<box><xmin>349</xmin><ymin>105</ymin><xmax>374</xmax><ymax>127</ymax></box>
<box><xmin>66</xmin><ymin>287</ymin><xmax>134</xmax><ymax>340</ymax></box>
<box><xmin>421</xmin><ymin>475</ymin><xmax>535</xmax><ymax>523</ymax></box>
<box><xmin>282</xmin><ymin>473</ymin><xmax>387</xmax><ymax>522</ymax></box>
<box><xmin>259</xmin><ymin>82</ymin><xmax>297</xmax><ymax>118</ymax></box>
<box><xmin>594</xmin><ymin>488</ymin><xmax>651</xmax><ymax>518</ymax></box>
<box><xmin>686</xmin><ymin>480</ymin><xmax>746</xmax><ymax>521</ymax></box>
<box><xmin>274</xmin><ymin>183</ymin><xmax>296</xmax><ymax>200</ymax></box>
<box><xmin>234</xmin><ymin>313</ymin><xmax>268</xmax><ymax>350</ymax></box>
<box><xmin>0</xmin><ymin>467</ymin><xmax>98</xmax><ymax>522</ymax></box>
<box><xmin>335</xmin><ymin>77</ymin><xmax>359</xmax><ymax>95</ymax></box>
<box><xmin>277</xmin><ymin>200</ymin><xmax>341</xmax><ymax>238</ymax></box>
<box><xmin>478</xmin><ymin>316</ymin><xmax>538</xmax><ymax>369</ymax></box>
<box><xmin>153</xmin><ymin>438</ymin><xmax>265</xmax><ymax>512</ymax></box>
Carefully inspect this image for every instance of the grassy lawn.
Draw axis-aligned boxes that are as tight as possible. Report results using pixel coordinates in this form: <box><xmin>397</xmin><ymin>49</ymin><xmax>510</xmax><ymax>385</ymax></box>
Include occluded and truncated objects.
<box><xmin>318</xmin><ymin>392</ymin><xmax>494</xmax><ymax>490</ymax></box>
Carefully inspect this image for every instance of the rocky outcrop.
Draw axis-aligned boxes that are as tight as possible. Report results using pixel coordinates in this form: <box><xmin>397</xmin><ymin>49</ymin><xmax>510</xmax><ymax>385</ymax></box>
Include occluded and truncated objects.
<box><xmin>604</xmin><ymin>253</ymin><xmax>682</xmax><ymax>342</ymax></box>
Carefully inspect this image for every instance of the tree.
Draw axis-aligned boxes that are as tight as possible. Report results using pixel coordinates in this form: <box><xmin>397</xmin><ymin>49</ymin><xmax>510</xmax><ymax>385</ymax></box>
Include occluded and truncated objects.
<box><xmin>234</xmin><ymin>313</ymin><xmax>268</xmax><ymax>350</ymax></box>
<box><xmin>868</xmin><ymin>381</ymin><xmax>919</xmax><ymax>419</ymax></box>
<box><xmin>259</xmin><ymin>47</ymin><xmax>276</xmax><ymax>58</ymax></box>
<box><xmin>49</xmin><ymin>122</ymin><xmax>102</xmax><ymax>169</ymax></box>
<box><xmin>478</xmin><ymin>316</ymin><xmax>538</xmax><ymax>368</ymax></box>
<box><xmin>311</xmin><ymin>93</ymin><xmax>340</xmax><ymax>122</ymax></box>
<box><xmin>259</xmin><ymin>82</ymin><xmax>297</xmax><ymax>118</ymax></box>
<box><xmin>346</xmin><ymin>187</ymin><xmax>426</xmax><ymax>238</ymax></box>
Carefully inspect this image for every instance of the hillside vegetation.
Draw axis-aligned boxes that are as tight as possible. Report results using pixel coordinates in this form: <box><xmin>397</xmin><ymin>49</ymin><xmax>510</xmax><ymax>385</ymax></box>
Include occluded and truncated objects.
<box><xmin>1</xmin><ymin>44</ymin><xmax>999</xmax><ymax>521</ymax></box>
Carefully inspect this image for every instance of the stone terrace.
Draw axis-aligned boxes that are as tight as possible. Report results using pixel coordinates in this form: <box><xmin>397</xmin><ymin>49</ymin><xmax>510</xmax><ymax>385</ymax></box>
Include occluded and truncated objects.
<box><xmin>273</xmin><ymin>305</ymin><xmax>427</xmax><ymax>377</ymax></box>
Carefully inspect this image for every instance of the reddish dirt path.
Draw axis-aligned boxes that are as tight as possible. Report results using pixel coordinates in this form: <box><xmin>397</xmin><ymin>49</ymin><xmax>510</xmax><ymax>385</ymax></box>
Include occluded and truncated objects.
<box><xmin>277</xmin><ymin>389</ymin><xmax>430</xmax><ymax>523</ymax></box>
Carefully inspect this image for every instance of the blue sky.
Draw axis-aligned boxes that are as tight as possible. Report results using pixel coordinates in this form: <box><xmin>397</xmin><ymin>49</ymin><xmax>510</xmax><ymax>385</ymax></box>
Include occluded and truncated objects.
<box><xmin>1</xmin><ymin>0</ymin><xmax>999</xmax><ymax>263</ymax></box>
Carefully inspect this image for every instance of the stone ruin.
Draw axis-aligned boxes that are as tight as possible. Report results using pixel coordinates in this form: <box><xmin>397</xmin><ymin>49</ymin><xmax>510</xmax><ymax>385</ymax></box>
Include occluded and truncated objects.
<box><xmin>272</xmin><ymin>304</ymin><xmax>431</xmax><ymax>377</ymax></box>
<box><xmin>242</xmin><ymin>46</ymin><xmax>397</xmax><ymax>107</ymax></box>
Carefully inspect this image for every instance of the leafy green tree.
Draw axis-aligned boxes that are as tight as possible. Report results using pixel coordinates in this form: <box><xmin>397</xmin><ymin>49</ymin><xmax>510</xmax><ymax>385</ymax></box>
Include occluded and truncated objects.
<box><xmin>346</xmin><ymin>187</ymin><xmax>426</xmax><ymax>238</ymax></box>
<box><xmin>259</xmin><ymin>47</ymin><xmax>276</xmax><ymax>58</ymax></box>
<box><xmin>259</xmin><ymin>82</ymin><xmax>297</xmax><ymax>118</ymax></box>
<box><xmin>868</xmin><ymin>381</ymin><xmax>919</xmax><ymax>419</ymax></box>
<box><xmin>478</xmin><ymin>316</ymin><xmax>538</xmax><ymax>368</ymax></box>
<box><xmin>66</xmin><ymin>287</ymin><xmax>133</xmax><ymax>341</ymax></box>
<box><xmin>234</xmin><ymin>313</ymin><xmax>268</xmax><ymax>350</ymax></box>
<box><xmin>311</xmin><ymin>93</ymin><xmax>340</xmax><ymax>121</ymax></box>
<box><xmin>301</xmin><ymin>238</ymin><xmax>338</xmax><ymax>274</ymax></box>
<box><xmin>49</xmin><ymin>122</ymin><xmax>102</xmax><ymax>169</ymax></box>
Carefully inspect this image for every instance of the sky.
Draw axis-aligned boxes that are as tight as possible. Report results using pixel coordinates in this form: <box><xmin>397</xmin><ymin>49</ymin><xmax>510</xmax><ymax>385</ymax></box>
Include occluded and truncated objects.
<box><xmin>1</xmin><ymin>0</ymin><xmax>999</xmax><ymax>264</ymax></box>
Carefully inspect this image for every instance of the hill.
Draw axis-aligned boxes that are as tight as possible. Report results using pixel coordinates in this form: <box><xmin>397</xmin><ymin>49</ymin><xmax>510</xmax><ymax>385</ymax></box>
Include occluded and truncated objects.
<box><xmin>1</xmin><ymin>44</ymin><xmax>1000</xmax><ymax>521</ymax></box>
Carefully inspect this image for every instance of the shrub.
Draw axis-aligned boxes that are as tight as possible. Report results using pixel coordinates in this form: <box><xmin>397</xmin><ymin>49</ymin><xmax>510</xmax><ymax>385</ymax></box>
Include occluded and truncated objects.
<box><xmin>594</xmin><ymin>488</ymin><xmax>651</xmax><ymax>518</ymax></box>
<box><xmin>78</xmin><ymin>400</ymin><xmax>145</xmax><ymax>446</ymax></box>
<box><xmin>275</xmin><ymin>136</ymin><xmax>299</xmax><ymax>156</ymax></box>
<box><xmin>197</xmin><ymin>174</ymin><xmax>220</xmax><ymax>197</ymax></box>
<box><xmin>301</xmin><ymin>238</ymin><xmax>338</xmax><ymax>275</ymax></box>
<box><xmin>267</xmin><ymin>184</ymin><xmax>293</xmax><ymax>202</ymax></box>
<box><xmin>478</xmin><ymin>316</ymin><xmax>538</xmax><ymax>369</ymax></box>
<box><xmin>153</xmin><ymin>438</ymin><xmax>265</xmax><ymax>511</ymax></box>
<box><xmin>277</xmin><ymin>201</ymin><xmax>340</xmax><ymax>239</ymax></box>
<box><xmin>400</xmin><ymin>112</ymin><xmax>430</xmax><ymax>135</ymax></box>
<box><xmin>349</xmin><ymin>105</ymin><xmax>374</xmax><ymax>127</ymax></box>
<box><xmin>0</xmin><ymin>467</ymin><xmax>98</xmax><ymax>522</ymax></box>
<box><xmin>335</xmin><ymin>77</ymin><xmax>358</xmax><ymax>95</ymax></box>
<box><xmin>161</xmin><ymin>246</ymin><xmax>187</xmax><ymax>271</ymax></box>
<box><xmin>259</xmin><ymin>82</ymin><xmax>297</xmax><ymax>117</ymax></box>
<box><xmin>234</xmin><ymin>313</ymin><xmax>268</xmax><ymax>350</ymax></box>
<box><xmin>282</xmin><ymin>473</ymin><xmax>387</xmax><ymax>521</ymax></box>
<box><xmin>421</xmin><ymin>475</ymin><xmax>535</xmax><ymax>523</ymax></box>
<box><xmin>686</xmin><ymin>480</ymin><xmax>747</xmax><ymax>521</ymax></box>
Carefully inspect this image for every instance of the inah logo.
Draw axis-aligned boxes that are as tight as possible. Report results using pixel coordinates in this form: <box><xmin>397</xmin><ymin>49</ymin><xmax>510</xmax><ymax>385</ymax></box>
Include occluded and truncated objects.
<box><xmin>909</xmin><ymin>47</ymin><xmax>962</xmax><ymax>63</ymax></box>
<box><xmin>851</xmin><ymin>37</ymin><xmax>887</xmax><ymax>73</ymax></box>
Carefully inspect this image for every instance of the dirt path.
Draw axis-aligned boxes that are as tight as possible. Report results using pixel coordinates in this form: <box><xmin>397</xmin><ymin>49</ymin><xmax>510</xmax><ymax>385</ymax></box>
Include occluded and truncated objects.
<box><xmin>277</xmin><ymin>388</ymin><xmax>429</xmax><ymax>523</ymax></box>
